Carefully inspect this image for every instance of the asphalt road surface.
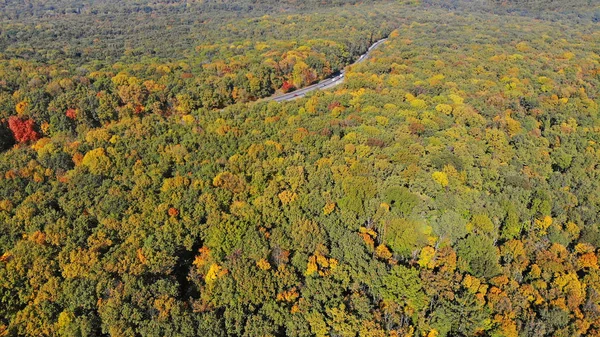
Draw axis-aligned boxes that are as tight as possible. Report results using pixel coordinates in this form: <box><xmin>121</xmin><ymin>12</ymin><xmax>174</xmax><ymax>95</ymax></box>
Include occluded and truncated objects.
<box><xmin>271</xmin><ymin>38</ymin><xmax>388</xmax><ymax>102</ymax></box>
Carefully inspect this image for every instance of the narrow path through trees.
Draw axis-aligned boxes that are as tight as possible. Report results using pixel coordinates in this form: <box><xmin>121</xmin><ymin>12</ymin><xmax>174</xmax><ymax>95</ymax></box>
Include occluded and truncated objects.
<box><xmin>270</xmin><ymin>38</ymin><xmax>388</xmax><ymax>102</ymax></box>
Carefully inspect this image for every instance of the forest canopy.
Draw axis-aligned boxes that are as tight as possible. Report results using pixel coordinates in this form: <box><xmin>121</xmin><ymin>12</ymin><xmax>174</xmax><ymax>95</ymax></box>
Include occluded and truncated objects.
<box><xmin>1</xmin><ymin>0</ymin><xmax>600</xmax><ymax>336</ymax></box>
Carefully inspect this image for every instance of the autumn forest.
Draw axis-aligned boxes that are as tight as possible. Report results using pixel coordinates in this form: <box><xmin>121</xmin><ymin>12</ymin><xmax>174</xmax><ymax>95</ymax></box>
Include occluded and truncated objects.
<box><xmin>1</xmin><ymin>0</ymin><xmax>600</xmax><ymax>336</ymax></box>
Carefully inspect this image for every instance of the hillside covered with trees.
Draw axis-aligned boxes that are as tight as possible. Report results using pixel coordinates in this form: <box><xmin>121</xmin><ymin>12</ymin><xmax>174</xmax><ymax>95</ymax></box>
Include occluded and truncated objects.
<box><xmin>1</xmin><ymin>0</ymin><xmax>600</xmax><ymax>336</ymax></box>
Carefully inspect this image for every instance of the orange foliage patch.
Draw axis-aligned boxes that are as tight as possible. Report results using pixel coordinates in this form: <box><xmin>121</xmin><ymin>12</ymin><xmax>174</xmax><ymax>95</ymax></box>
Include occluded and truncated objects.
<box><xmin>168</xmin><ymin>207</ymin><xmax>179</xmax><ymax>217</ymax></box>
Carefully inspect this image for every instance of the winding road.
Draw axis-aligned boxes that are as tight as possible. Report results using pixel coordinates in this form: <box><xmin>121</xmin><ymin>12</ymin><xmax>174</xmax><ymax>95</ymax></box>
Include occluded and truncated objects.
<box><xmin>271</xmin><ymin>38</ymin><xmax>388</xmax><ymax>102</ymax></box>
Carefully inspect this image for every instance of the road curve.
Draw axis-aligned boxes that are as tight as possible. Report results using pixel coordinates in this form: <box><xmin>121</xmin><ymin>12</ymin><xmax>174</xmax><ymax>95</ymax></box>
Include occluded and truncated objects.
<box><xmin>270</xmin><ymin>38</ymin><xmax>388</xmax><ymax>102</ymax></box>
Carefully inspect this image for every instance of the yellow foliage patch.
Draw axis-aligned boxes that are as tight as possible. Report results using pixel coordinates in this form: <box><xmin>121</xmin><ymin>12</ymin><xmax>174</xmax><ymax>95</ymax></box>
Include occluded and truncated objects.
<box><xmin>449</xmin><ymin>93</ymin><xmax>464</xmax><ymax>105</ymax></box>
<box><xmin>534</xmin><ymin>216</ymin><xmax>552</xmax><ymax>234</ymax></box>
<box><xmin>323</xmin><ymin>202</ymin><xmax>336</xmax><ymax>215</ymax></box>
<box><xmin>278</xmin><ymin>190</ymin><xmax>298</xmax><ymax>205</ymax></box>
<box><xmin>427</xmin><ymin>329</ymin><xmax>439</xmax><ymax>337</ymax></box>
<box><xmin>85</xmin><ymin>128</ymin><xmax>111</xmax><ymax>143</ymax></box>
<box><xmin>375</xmin><ymin>245</ymin><xmax>393</xmax><ymax>260</ymax></box>
<box><xmin>181</xmin><ymin>114</ymin><xmax>195</xmax><ymax>125</ymax></box>
<box><xmin>305</xmin><ymin>252</ymin><xmax>338</xmax><ymax>277</ymax></box>
<box><xmin>204</xmin><ymin>263</ymin><xmax>221</xmax><ymax>284</ymax></box>
<box><xmin>15</xmin><ymin>101</ymin><xmax>28</xmax><ymax>115</ymax></box>
<box><xmin>375</xmin><ymin>115</ymin><xmax>389</xmax><ymax>126</ymax></box>
<box><xmin>435</xmin><ymin>103</ymin><xmax>453</xmax><ymax>115</ymax></box>
<box><xmin>410</xmin><ymin>98</ymin><xmax>427</xmax><ymax>109</ymax></box>
<box><xmin>432</xmin><ymin>171</ymin><xmax>449</xmax><ymax>187</ymax></box>
<box><xmin>0</xmin><ymin>199</ymin><xmax>13</xmax><ymax>212</ymax></box>
<box><xmin>81</xmin><ymin>148</ymin><xmax>111</xmax><ymax>175</ymax></box>
<box><xmin>418</xmin><ymin>246</ymin><xmax>436</xmax><ymax>269</ymax></box>
<box><xmin>256</xmin><ymin>258</ymin><xmax>271</xmax><ymax>271</ymax></box>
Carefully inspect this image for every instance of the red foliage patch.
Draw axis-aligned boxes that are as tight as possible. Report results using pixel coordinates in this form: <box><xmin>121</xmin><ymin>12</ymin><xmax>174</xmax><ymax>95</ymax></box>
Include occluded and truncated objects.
<box><xmin>327</xmin><ymin>101</ymin><xmax>341</xmax><ymax>111</ymax></box>
<box><xmin>366</xmin><ymin>138</ymin><xmax>386</xmax><ymax>148</ymax></box>
<box><xmin>66</xmin><ymin>108</ymin><xmax>77</xmax><ymax>119</ymax></box>
<box><xmin>8</xmin><ymin>116</ymin><xmax>39</xmax><ymax>143</ymax></box>
<box><xmin>320</xmin><ymin>128</ymin><xmax>332</xmax><ymax>137</ymax></box>
<box><xmin>134</xmin><ymin>104</ymin><xmax>145</xmax><ymax>114</ymax></box>
<box><xmin>281</xmin><ymin>81</ymin><xmax>295</xmax><ymax>93</ymax></box>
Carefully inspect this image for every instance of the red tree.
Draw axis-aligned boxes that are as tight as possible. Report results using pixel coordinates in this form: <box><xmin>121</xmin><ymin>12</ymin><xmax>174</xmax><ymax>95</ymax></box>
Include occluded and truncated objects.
<box><xmin>8</xmin><ymin>116</ymin><xmax>39</xmax><ymax>143</ymax></box>
<box><xmin>66</xmin><ymin>108</ymin><xmax>77</xmax><ymax>119</ymax></box>
<box><xmin>281</xmin><ymin>81</ymin><xmax>295</xmax><ymax>93</ymax></box>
